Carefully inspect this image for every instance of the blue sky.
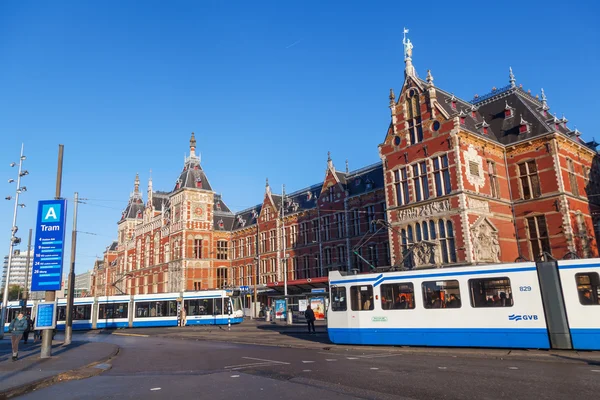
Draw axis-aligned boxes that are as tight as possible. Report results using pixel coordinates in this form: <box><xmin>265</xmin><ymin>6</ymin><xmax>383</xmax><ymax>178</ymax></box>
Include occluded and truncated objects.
<box><xmin>1</xmin><ymin>1</ymin><xmax>598</xmax><ymax>276</ymax></box>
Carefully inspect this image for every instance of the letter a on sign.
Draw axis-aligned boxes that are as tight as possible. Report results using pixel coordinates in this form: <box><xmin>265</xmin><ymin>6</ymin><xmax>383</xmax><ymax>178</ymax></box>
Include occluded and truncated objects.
<box><xmin>42</xmin><ymin>204</ymin><xmax>61</xmax><ymax>222</ymax></box>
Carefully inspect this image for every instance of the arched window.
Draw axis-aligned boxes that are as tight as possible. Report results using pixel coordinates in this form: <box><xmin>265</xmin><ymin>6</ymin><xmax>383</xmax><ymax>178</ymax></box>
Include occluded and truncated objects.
<box><xmin>153</xmin><ymin>235</ymin><xmax>159</xmax><ymax>265</ymax></box>
<box><xmin>416</xmin><ymin>223</ymin><xmax>422</xmax><ymax>242</ymax></box>
<box><xmin>406</xmin><ymin>89</ymin><xmax>423</xmax><ymax>145</ymax></box>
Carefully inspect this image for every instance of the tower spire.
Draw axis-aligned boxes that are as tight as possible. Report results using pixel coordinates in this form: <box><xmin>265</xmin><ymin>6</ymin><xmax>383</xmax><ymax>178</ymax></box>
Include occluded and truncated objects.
<box><xmin>147</xmin><ymin>170</ymin><xmax>153</xmax><ymax>208</ymax></box>
<box><xmin>509</xmin><ymin>67</ymin><xmax>516</xmax><ymax>88</ymax></box>
<box><xmin>134</xmin><ymin>173</ymin><xmax>140</xmax><ymax>194</ymax></box>
<box><xmin>403</xmin><ymin>28</ymin><xmax>415</xmax><ymax>77</ymax></box>
<box><xmin>189</xmin><ymin>132</ymin><xmax>197</xmax><ymax>157</ymax></box>
<box><xmin>327</xmin><ymin>151</ymin><xmax>334</xmax><ymax>170</ymax></box>
<box><xmin>426</xmin><ymin>69</ymin><xmax>434</xmax><ymax>86</ymax></box>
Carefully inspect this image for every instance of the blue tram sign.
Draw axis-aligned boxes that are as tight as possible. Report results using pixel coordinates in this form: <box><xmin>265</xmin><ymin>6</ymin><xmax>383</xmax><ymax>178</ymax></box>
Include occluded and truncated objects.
<box><xmin>31</xmin><ymin>199</ymin><xmax>68</xmax><ymax>291</ymax></box>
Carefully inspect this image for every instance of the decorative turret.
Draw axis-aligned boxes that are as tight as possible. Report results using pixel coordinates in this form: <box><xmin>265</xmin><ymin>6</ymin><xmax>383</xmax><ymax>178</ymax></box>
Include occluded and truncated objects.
<box><xmin>389</xmin><ymin>88</ymin><xmax>395</xmax><ymax>108</ymax></box>
<box><xmin>266</xmin><ymin>177</ymin><xmax>271</xmax><ymax>194</ymax></box>
<box><xmin>327</xmin><ymin>151</ymin><xmax>334</xmax><ymax>171</ymax></box>
<box><xmin>426</xmin><ymin>69</ymin><xmax>434</xmax><ymax>87</ymax></box>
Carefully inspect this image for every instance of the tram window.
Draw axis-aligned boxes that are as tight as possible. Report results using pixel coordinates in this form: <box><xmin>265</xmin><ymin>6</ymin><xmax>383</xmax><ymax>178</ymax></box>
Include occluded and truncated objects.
<box><xmin>73</xmin><ymin>305</ymin><xmax>92</xmax><ymax>320</ymax></box>
<box><xmin>469</xmin><ymin>277</ymin><xmax>513</xmax><ymax>308</ymax></box>
<box><xmin>59</xmin><ymin>305</ymin><xmax>91</xmax><ymax>320</ymax></box>
<box><xmin>350</xmin><ymin>285</ymin><xmax>374</xmax><ymax>311</ymax></box>
<box><xmin>576</xmin><ymin>273</ymin><xmax>600</xmax><ymax>306</ymax></box>
<box><xmin>185</xmin><ymin>298</ymin><xmax>218</xmax><ymax>316</ymax></box>
<box><xmin>380</xmin><ymin>283</ymin><xmax>415</xmax><ymax>310</ymax></box>
<box><xmin>57</xmin><ymin>306</ymin><xmax>67</xmax><ymax>321</ymax></box>
<box><xmin>422</xmin><ymin>280</ymin><xmax>461</xmax><ymax>309</ymax></box>
<box><xmin>330</xmin><ymin>287</ymin><xmax>347</xmax><ymax>311</ymax></box>
<box><xmin>99</xmin><ymin>303</ymin><xmax>128</xmax><ymax>319</ymax></box>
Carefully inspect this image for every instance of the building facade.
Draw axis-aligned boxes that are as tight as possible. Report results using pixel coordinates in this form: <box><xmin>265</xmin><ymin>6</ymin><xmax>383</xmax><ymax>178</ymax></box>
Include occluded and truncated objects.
<box><xmin>379</xmin><ymin>35</ymin><xmax>598</xmax><ymax>268</ymax></box>
<box><xmin>93</xmin><ymin>37</ymin><xmax>599</xmax><ymax>297</ymax></box>
<box><xmin>2</xmin><ymin>250</ymin><xmax>32</xmax><ymax>290</ymax></box>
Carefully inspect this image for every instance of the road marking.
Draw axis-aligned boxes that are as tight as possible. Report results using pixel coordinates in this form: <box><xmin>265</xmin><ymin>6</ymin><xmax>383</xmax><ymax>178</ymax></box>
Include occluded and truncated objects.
<box><xmin>150</xmin><ymin>388</ymin><xmax>161</xmax><ymax>391</ymax></box>
<box><xmin>113</xmin><ymin>332</ymin><xmax>149</xmax><ymax>338</ymax></box>
<box><xmin>226</xmin><ymin>362</ymin><xmax>283</xmax><ymax>371</ymax></box>
<box><xmin>302</xmin><ymin>361</ymin><xmax>315</xmax><ymax>364</ymax></box>
<box><xmin>360</xmin><ymin>353</ymin><xmax>400</xmax><ymax>359</ymax></box>
<box><xmin>242</xmin><ymin>357</ymin><xmax>290</xmax><ymax>365</ymax></box>
<box><xmin>438</xmin><ymin>367</ymin><xmax>447</xmax><ymax>370</ymax></box>
<box><xmin>230</xmin><ymin>375</ymin><xmax>240</xmax><ymax>378</ymax></box>
<box><xmin>591</xmin><ymin>370</ymin><xmax>600</xmax><ymax>372</ymax></box>
<box><xmin>370</xmin><ymin>367</ymin><xmax>379</xmax><ymax>370</ymax></box>
<box><xmin>346</xmin><ymin>357</ymin><xmax>360</xmax><ymax>360</ymax></box>
<box><xmin>302</xmin><ymin>369</ymin><xmax>312</xmax><ymax>372</ymax></box>
<box><xmin>508</xmin><ymin>367</ymin><xmax>519</xmax><ymax>370</ymax></box>
<box><xmin>325</xmin><ymin>359</ymin><xmax>337</xmax><ymax>362</ymax></box>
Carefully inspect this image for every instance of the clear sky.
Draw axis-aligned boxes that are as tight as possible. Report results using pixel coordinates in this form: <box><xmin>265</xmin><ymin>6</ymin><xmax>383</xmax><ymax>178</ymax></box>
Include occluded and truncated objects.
<box><xmin>1</xmin><ymin>1</ymin><xmax>598</xmax><ymax>277</ymax></box>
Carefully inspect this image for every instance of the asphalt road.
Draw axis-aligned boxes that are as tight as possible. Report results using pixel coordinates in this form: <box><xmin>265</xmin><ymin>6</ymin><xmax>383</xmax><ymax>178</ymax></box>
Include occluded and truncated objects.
<box><xmin>17</xmin><ymin>331</ymin><xmax>600</xmax><ymax>400</ymax></box>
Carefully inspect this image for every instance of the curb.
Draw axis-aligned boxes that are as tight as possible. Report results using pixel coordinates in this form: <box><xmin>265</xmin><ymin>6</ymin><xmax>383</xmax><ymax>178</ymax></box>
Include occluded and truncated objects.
<box><xmin>0</xmin><ymin>345</ymin><xmax>120</xmax><ymax>399</ymax></box>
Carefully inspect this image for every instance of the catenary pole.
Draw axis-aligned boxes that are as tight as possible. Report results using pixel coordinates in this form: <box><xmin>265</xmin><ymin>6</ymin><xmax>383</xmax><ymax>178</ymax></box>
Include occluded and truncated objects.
<box><xmin>41</xmin><ymin>144</ymin><xmax>63</xmax><ymax>359</ymax></box>
<box><xmin>64</xmin><ymin>192</ymin><xmax>78</xmax><ymax>345</ymax></box>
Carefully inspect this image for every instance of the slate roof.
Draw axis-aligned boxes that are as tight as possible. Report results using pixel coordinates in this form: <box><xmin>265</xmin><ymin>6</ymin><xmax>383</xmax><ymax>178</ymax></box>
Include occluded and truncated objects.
<box><xmin>213</xmin><ymin>194</ymin><xmax>231</xmax><ymax>214</ymax></box>
<box><xmin>413</xmin><ymin>76</ymin><xmax>592</xmax><ymax>150</ymax></box>
<box><xmin>417</xmin><ymin>74</ymin><xmax>592</xmax><ymax>150</ymax></box>
<box><xmin>173</xmin><ymin>156</ymin><xmax>212</xmax><ymax>192</ymax></box>
<box><xmin>120</xmin><ymin>195</ymin><xmax>145</xmax><ymax>222</ymax></box>
<box><xmin>152</xmin><ymin>191</ymin><xmax>170</xmax><ymax>212</ymax></box>
<box><xmin>229</xmin><ymin>162</ymin><xmax>384</xmax><ymax>233</ymax></box>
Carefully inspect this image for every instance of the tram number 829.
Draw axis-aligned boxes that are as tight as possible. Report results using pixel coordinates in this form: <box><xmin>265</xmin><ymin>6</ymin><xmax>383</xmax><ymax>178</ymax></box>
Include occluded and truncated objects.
<box><xmin>519</xmin><ymin>286</ymin><xmax>532</xmax><ymax>292</ymax></box>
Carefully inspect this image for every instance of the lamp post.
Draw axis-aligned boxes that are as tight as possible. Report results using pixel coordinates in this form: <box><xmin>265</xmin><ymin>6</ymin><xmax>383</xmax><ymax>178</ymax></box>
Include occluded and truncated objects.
<box><xmin>0</xmin><ymin>144</ymin><xmax>27</xmax><ymax>340</ymax></box>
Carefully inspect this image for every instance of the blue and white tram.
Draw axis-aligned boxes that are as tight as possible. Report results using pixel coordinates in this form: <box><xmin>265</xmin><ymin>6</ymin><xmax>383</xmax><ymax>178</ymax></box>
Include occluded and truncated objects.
<box><xmin>56</xmin><ymin>297</ymin><xmax>94</xmax><ymax>331</ymax></box>
<box><xmin>328</xmin><ymin>259</ymin><xmax>600</xmax><ymax>350</ymax></box>
<box><xmin>182</xmin><ymin>290</ymin><xmax>244</xmax><ymax>325</ymax></box>
<box><xmin>96</xmin><ymin>295</ymin><xmax>130</xmax><ymax>329</ymax></box>
<box><xmin>132</xmin><ymin>293</ymin><xmax>179</xmax><ymax>328</ymax></box>
<box><xmin>328</xmin><ymin>262</ymin><xmax>548</xmax><ymax>349</ymax></box>
<box><xmin>557</xmin><ymin>259</ymin><xmax>600</xmax><ymax>350</ymax></box>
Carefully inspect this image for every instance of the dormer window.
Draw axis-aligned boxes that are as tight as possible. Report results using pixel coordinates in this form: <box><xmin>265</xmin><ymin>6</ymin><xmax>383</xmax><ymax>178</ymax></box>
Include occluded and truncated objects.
<box><xmin>451</xmin><ymin>101</ymin><xmax>457</xmax><ymax>110</ymax></box>
<box><xmin>519</xmin><ymin>116</ymin><xmax>531</xmax><ymax>134</ymax></box>
<box><xmin>459</xmin><ymin>110</ymin><xmax>467</xmax><ymax>125</ymax></box>
<box><xmin>218</xmin><ymin>219</ymin><xmax>224</xmax><ymax>229</ymax></box>
<box><xmin>216</xmin><ymin>202</ymin><xmax>221</xmax><ymax>211</ymax></box>
<box><xmin>175</xmin><ymin>179</ymin><xmax>182</xmax><ymax>190</ymax></box>
<box><xmin>195</xmin><ymin>178</ymin><xmax>202</xmax><ymax>188</ymax></box>
<box><xmin>477</xmin><ymin>119</ymin><xmax>489</xmax><ymax>135</ymax></box>
<box><xmin>354</xmin><ymin>178</ymin><xmax>361</xmax><ymax>186</ymax></box>
<box><xmin>483</xmin><ymin>126</ymin><xmax>489</xmax><ymax>134</ymax></box>
<box><xmin>470</xmin><ymin>105</ymin><xmax>478</xmax><ymax>119</ymax></box>
<box><xmin>505</xmin><ymin>108</ymin><xmax>512</xmax><ymax>118</ymax></box>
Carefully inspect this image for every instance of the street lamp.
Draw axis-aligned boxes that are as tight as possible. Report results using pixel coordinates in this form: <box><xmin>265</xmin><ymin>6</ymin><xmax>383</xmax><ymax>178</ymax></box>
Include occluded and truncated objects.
<box><xmin>0</xmin><ymin>144</ymin><xmax>28</xmax><ymax>340</ymax></box>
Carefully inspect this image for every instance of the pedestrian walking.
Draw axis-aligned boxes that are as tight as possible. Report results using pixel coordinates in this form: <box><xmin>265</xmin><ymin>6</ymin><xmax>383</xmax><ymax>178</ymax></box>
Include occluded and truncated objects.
<box><xmin>8</xmin><ymin>312</ymin><xmax>29</xmax><ymax>361</ymax></box>
<box><xmin>305</xmin><ymin>304</ymin><xmax>316</xmax><ymax>334</ymax></box>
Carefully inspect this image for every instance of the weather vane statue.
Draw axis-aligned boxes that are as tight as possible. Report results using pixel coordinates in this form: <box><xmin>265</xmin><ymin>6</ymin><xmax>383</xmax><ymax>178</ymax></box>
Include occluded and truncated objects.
<box><xmin>403</xmin><ymin>27</ymin><xmax>413</xmax><ymax>60</ymax></box>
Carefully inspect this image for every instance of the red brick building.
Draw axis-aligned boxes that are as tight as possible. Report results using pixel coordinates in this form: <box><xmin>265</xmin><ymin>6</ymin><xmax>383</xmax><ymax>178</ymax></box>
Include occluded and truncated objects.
<box><xmin>379</xmin><ymin>34</ymin><xmax>598</xmax><ymax>269</ymax></box>
<box><xmin>93</xmin><ymin>35</ymin><xmax>599</xmax><ymax>297</ymax></box>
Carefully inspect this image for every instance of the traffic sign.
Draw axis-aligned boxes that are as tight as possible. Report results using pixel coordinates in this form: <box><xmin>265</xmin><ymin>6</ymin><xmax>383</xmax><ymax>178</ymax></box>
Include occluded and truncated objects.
<box><xmin>240</xmin><ymin>285</ymin><xmax>249</xmax><ymax>292</ymax></box>
<box><xmin>34</xmin><ymin>302</ymin><xmax>57</xmax><ymax>330</ymax></box>
<box><xmin>31</xmin><ymin>199</ymin><xmax>68</xmax><ymax>291</ymax></box>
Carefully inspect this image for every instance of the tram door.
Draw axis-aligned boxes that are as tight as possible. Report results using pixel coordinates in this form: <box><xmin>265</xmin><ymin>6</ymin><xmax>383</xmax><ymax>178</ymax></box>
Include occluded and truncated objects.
<box><xmin>536</xmin><ymin>261</ymin><xmax>572</xmax><ymax>350</ymax></box>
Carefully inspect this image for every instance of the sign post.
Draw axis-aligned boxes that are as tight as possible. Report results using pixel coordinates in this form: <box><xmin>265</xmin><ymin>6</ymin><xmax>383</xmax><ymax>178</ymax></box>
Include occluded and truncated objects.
<box><xmin>31</xmin><ymin>198</ymin><xmax>67</xmax><ymax>359</ymax></box>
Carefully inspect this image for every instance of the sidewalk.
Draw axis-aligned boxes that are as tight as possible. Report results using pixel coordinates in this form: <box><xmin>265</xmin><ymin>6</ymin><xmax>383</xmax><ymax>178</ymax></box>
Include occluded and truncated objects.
<box><xmin>0</xmin><ymin>337</ymin><xmax>119</xmax><ymax>398</ymax></box>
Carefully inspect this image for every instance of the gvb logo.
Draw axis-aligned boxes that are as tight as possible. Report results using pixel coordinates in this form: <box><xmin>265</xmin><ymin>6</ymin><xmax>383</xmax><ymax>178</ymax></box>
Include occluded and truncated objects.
<box><xmin>508</xmin><ymin>314</ymin><xmax>538</xmax><ymax>321</ymax></box>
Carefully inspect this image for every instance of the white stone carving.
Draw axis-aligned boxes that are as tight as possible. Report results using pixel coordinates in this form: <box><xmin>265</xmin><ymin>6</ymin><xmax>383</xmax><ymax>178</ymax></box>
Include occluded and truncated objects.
<box><xmin>470</xmin><ymin>217</ymin><xmax>500</xmax><ymax>263</ymax></box>
<box><xmin>412</xmin><ymin>241</ymin><xmax>438</xmax><ymax>267</ymax></box>
<box><xmin>397</xmin><ymin>199</ymin><xmax>451</xmax><ymax>222</ymax></box>
<box><xmin>463</xmin><ymin>145</ymin><xmax>485</xmax><ymax>190</ymax></box>
<box><xmin>467</xmin><ymin>197</ymin><xmax>489</xmax><ymax>213</ymax></box>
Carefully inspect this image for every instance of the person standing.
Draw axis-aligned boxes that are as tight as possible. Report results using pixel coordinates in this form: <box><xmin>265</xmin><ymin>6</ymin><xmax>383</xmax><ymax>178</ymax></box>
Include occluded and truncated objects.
<box><xmin>180</xmin><ymin>306</ymin><xmax>187</xmax><ymax>327</ymax></box>
<box><xmin>305</xmin><ymin>304</ymin><xmax>316</xmax><ymax>334</ymax></box>
<box><xmin>22</xmin><ymin>313</ymin><xmax>33</xmax><ymax>344</ymax></box>
<box><xmin>8</xmin><ymin>312</ymin><xmax>29</xmax><ymax>361</ymax></box>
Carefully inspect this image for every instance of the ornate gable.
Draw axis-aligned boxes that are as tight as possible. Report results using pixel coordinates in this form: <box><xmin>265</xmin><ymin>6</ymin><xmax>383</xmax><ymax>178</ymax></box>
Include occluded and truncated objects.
<box><xmin>470</xmin><ymin>217</ymin><xmax>501</xmax><ymax>263</ymax></box>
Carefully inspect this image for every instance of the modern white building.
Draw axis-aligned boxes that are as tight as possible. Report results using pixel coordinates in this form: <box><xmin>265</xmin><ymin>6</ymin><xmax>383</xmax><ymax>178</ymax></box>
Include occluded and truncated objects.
<box><xmin>1</xmin><ymin>250</ymin><xmax>33</xmax><ymax>290</ymax></box>
<box><xmin>74</xmin><ymin>270</ymin><xmax>92</xmax><ymax>297</ymax></box>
